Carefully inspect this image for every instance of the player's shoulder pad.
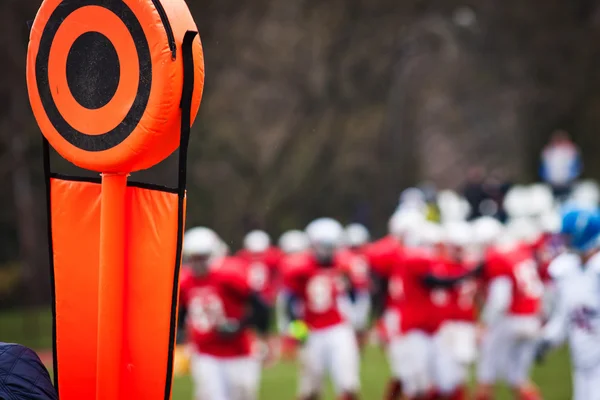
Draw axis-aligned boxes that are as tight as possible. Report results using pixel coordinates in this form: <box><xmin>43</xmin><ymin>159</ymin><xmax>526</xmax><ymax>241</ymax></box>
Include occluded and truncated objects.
<box><xmin>284</xmin><ymin>253</ymin><xmax>314</xmax><ymax>276</ymax></box>
<box><xmin>213</xmin><ymin>256</ymin><xmax>246</xmax><ymax>278</ymax></box>
<box><xmin>548</xmin><ymin>252</ymin><xmax>580</xmax><ymax>280</ymax></box>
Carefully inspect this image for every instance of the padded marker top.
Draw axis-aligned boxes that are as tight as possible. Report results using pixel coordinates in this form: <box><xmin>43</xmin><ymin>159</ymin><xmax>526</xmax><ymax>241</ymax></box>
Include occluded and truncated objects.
<box><xmin>26</xmin><ymin>0</ymin><xmax>204</xmax><ymax>173</ymax></box>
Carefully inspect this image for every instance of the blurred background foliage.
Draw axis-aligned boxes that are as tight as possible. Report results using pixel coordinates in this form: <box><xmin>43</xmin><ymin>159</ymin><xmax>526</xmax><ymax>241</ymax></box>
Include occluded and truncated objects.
<box><xmin>2</xmin><ymin>0</ymin><xmax>600</xmax><ymax>307</ymax></box>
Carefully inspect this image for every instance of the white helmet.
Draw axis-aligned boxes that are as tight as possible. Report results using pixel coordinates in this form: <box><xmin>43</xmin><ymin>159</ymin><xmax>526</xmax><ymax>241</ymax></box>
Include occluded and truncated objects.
<box><xmin>570</xmin><ymin>180</ymin><xmax>600</xmax><ymax>209</ymax></box>
<box><xmin>504</xmin><ymin>185</ymin><xmax>529</xmax><ymax>218</ymax></box>
<box><xmin>438</xmin><ymin>190</ymin><xmax>470</xmax><ymax>222</ymax></box>
<box><xmin>493</xmin><ymin>229</ymin><xmax>519</xmax><ymax>253</ymax></box>
<box><xmin>306</xmin><ymin>218</ymin><xmax>344</xmax><ymax>264</ymax></box>
<box><xmin>344</xmin><ymin>223</ymin><xmax>370</xmax><ymax>248</ymax></box>
<box><xmin>472</xmin><ymin>216</ymin><xmax>503</xmax><ymax>247</ymax></box>
<box><xmin>306</xmin><ymin>218</ymin><xmax>344</xmax><ymax>248</ymax></box>
<box><xmin>415</xmin><ymin>221</ymin><xmax>444</xmax><ymax>247</ymax></box>
<box><xmin>388</xmin><ymin>210</ymin><xmax>425</xmax><ymax>239</ymax></box>
<box><xmin>538</xmin><ymin>211</ymin><xmax>561</xmax><ymax>234</ymax></box>
<box><xmin>444</xmin><ymin>221</ymin><xmax>472</xmax><ymax>248</ymax></box>
<box><xmin>527</xmin><ymin>184</ymin><xmax>554</xmax><ymax>216</ymax></box>
<box><xmin>183</xmin><ymin>227</ymin><xmax>222</xmax><ymax>259</ymax></box>
<box><xmin>243</xmin><ymin>230</ymin><xmax>271</xmax><ymax>254</ymax></box>
<box><xmin>506</xmin><ymin>217</ymin><xmax>541</xmax><ymax>244</ymax></box>
<box><xmin>278</xmin><ymin>230</ymin><xmax>310</xmax><ymax>254</ymax></box>
<box><xmin>217</xmin><ymin>239</ymin><xmax>230</xmax><ymax>258</ymax></box>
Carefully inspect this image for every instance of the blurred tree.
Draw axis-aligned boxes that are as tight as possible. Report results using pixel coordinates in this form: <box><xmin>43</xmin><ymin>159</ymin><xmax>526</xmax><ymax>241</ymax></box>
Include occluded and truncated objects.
<box><xmin>2</xmin><ymin>0</ymin><xmax>600</xmax><ymax>306</ymax></box>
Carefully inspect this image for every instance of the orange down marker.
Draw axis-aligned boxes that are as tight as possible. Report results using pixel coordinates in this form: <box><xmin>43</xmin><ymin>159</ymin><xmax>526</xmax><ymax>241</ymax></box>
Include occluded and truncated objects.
<box><xmin>26</xmin><ymin>0</ymin><xmax>205</xmax><ymax>399</ymax></box>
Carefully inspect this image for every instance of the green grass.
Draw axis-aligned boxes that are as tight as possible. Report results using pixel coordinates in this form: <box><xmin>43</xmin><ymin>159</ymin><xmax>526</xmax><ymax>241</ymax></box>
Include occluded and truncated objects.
<box><xmin>0</xmin><ymin>308</ymin><xmax>573</xmax><ymax>399</ymax></box>
<box><xmin>0</xmin><ymin>307</ymin><xmax>54</xmax><ymax>350</ymax></box>
<box><xmin>171</xmin><ymin>345</ymin><xmax>572</xmax><ymax>400</ymax></box>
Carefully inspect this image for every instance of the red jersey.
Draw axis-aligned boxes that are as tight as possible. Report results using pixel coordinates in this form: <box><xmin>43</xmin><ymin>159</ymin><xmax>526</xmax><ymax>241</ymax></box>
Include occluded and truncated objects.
<box><xmin>236</xmin><ymin>246</ymin><xmax>283</xmax><ymax>304</ymax></box>
<box><xmin>179</xmin><ymin>258</ymin><xmax>254</xmax><ymax>358</ymax></box>
<box><xmin>386</xmin><ymin>249</ymin><xmax>440</xmax><ymax>334</ymax></box>
<box><xmin>429</xmin><ymin>258</ymin><xmax>478</xmax><ymax>323</ymax></box>
<box><xmin>364</xmin><ymin>236</ymin><xmax>402</xmax><ymax>278</ymax></box>
<box><xmin>484</xmin><ymin>244</ymin><xmax>543</xmax><ymax>316</ymax></box>
<box><xmin>336</xmin><ymin>248</ymin><xmax>371</xmax><ymax>291</ymax></box>
<box><xmin>532</xmin><ymin>233</ymin><xmax>563</xmax><ymax>283</ymax></box>
<box><xmin>283</xmin><ymin>254</ymin><xmax>347</xmax><ymax>331</ymax></box>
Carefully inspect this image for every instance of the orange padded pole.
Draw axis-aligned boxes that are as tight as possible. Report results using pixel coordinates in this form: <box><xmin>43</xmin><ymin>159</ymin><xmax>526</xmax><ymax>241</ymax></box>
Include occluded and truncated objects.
<box><xmin>96</xmin><ymin>173</ymin><xmax>128</xmax><ymax>400</ymax></box>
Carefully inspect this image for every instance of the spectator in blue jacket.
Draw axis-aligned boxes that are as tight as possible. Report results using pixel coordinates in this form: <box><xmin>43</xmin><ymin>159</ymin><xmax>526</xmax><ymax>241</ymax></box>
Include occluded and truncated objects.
<box><xmin>540</xmin><ymin>130</ymin><xmax>582</xmax><ymax>200</ymax></box>
<box><xmin>0</xmin><ymin>342</ymin><xmax>57</xmax><ymax>400</ymax></box>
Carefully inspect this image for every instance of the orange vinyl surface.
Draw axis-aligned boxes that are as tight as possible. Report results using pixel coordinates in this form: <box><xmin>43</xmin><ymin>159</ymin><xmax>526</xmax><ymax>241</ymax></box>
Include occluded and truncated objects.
<box><xmin>50</xmin><ymin>178</ymin><xmax>184</xmax><ymax>400</ymax></box>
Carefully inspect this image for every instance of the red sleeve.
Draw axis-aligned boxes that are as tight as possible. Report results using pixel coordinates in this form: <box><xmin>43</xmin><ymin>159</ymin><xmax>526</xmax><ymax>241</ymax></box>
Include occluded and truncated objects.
<box><xmin>282</xmin><ymin>255</ymin><xmax>311</xmax><ymax>296</ymax></box>
<box><xmin>484</xmin><ymin>251</ymin><xmax>508</xmax><ymax>281</ymax></box>
<box><xmin>178</xmin><ymin>267</ymin><xmax>194</xmax><ymax>304</ymax></box>
<box><xmin>215</xmin><ymin>258</ymin><xmax>252</xmax><ymax>297</ymax></box>
<box><xmin>364</xmin><ymin>242</ymin><xmax>393</xmax><ymax>277</ymax></box>
<box><xmin>405</xmin><ymin>250</ymin><xmax>433</xmax><ymax>277</ymax></box>
<box><xmin>266</xmin><ymin>247</ymin><xmax>283</xmax><ymax>266</ymax></box>
<box><xmin>235</xmin><ymin>249</ymin><xmax>251</xmax><ymax>262</ymax></box>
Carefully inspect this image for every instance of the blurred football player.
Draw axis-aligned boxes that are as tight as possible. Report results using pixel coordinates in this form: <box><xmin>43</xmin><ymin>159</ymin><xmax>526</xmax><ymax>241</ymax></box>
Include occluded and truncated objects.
<box><xmin>276</xmin><ymin>230</ymin><xmax>311</xmax><ymax>360</ymax></box>
<box><xmin>365</xmin><ymin>210</ymin><xmax>424</xmax><ymax>400</ymax></box>
<box><xmin>536</xmin><ymin>209</ymin><xmax>600</xmax><ymax>400</ymax></box>
<box><xmin>475</xmin><ymin>229</ymin><xmax>544</xmax><ymax>400</ymax></box>
<box><xmin>429</xmin><ymin>221</ymin><xmax>478</xmax><ymax>400</ymax></box>
<box><xmin>237</xmin><ymin>230</ymin><xmax>284</xmax><ymax>305</ymax></box>
<box><xmin>180</xmin><ymin>227</ymin><xmax>271</xmax><ymax>400</ymax></box>
<box><xmin>372</xmin><ymin>217</ymin><xmax>481</xmax><ymax>400</ymax></box>
<box><xmin>339</xmin><ymin>223</ymin><xmax>372</xmax><ymax>351</ymax></box>
<box><xmin>283</xmin><ymin>218</ymin><xmax>361</xmax><ymax>400</ymax></box>
<box><xmin>533</xmin><ymin>211</ymin><xmax>564</xmax><ymax>319</ymax></box>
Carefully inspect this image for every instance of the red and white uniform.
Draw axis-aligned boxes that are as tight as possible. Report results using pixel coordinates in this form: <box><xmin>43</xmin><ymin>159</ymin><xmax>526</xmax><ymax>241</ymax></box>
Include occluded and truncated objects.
<box><xmin>236</xmin><ymin>247</ymin><xmax>283</xmax><ymax>305</ymax></box>
<box><xmin>532</xmin><ymin>232</ymin><xmax>564</xmax><ymax>319</ymax></box>
<box><xmin>283</xmin><ymin>254</ymin><xmax>360</xmax><ymax>396</ymax></box>
<box><xmin>337</xmin><ymin>248</ymin><xmax>372</xmax><ymax>332</ymax></box>
<box><xmin>180</xmin><ymin>258</ymin><xmax>261</xmax><ymax>400</ymax></box>
<box><xmin>379</xmin><ymin>249</ymin><xmax>442</xmax><ymax>398</ymax></box>
<box><xmin>430</xmin><ymin>258</ymin><xmax>479</xmax><ymax>397</ymax></box>
<box><xmin>477</xmin><ymin>244</ymin><xmax>544</xmax><ymax>387</ymax></box>
<box><xmin>363</xmin><ymin>237</ymin><xmax>403</xmax><ymax>342</ymax></box>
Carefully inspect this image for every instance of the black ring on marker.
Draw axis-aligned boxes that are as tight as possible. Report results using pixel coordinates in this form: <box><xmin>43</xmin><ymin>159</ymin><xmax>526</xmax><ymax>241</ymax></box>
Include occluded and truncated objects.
<box><xmin>35</xmin><ymin>0</ymin><xmax>152</xmax><ymax>152</ymax></box>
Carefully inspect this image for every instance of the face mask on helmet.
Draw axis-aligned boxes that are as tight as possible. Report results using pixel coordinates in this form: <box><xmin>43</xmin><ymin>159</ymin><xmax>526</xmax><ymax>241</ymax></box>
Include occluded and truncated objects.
<box><xmin>312</xmin><ymin>241</ymin><xmax>336</xmax><ymax>266</ymax></box>
<box><xmin>188</xmin><ymin>253</ymin><xmax>212</xmax><ymax>276</ymax></box>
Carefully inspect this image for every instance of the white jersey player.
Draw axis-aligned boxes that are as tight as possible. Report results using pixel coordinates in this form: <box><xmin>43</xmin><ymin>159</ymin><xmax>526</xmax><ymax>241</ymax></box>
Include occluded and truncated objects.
<box><xmin>536</xmin><ymin>209</ymin><xmax>600</xmax><ymax>400</ymax></box>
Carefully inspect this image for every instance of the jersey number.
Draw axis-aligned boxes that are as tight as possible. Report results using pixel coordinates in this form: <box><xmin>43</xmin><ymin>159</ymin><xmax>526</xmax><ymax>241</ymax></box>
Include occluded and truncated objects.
<box><xmin>388</xmin><ymin>276</ymin><xmax>404</xmax><ymax>300</ymax></box>
<box><xmin>307</xmin><ymin>276</ymin><xmax>334</xmax><ymax>313</ymax></box>
<box><xmin>457</xmin><ymin>280</ymin><xmax>477</xmax><ymax>310</ymax></box>
<box><xmin>515</xmin><ymin>260</ymin><xmax>543</xmax><ymax>299</ymax></box>
<box><xmin>188</xmin><ymin>294</ymin><xmax>225</xmax><ymax>333</ymax></box>
<box><xmin>248</xmin><ymin>262</ymin><xmax>268</xmax><ymax>291</ymax></box>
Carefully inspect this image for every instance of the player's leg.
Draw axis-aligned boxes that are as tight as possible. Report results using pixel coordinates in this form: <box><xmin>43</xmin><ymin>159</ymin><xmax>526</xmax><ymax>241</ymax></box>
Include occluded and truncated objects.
<box><xmin>474</xmin><ymin>325</ymin><xmax>506</xmax><ymax>400</ymax></box>
<box><xmin>189</xmin><ymin>353</ymin><xmax>228</xmax><ymax>400</ymax></box>
<box><xmin>506</xmin><ymin>338</ymin><xmax>541</xmax><ymax>400</ymax></box>
<box><xmin>327</xmin><ymin>324</ymin><xmax>361</xmax><ymax>399</ymax></box>
<box><xmin>572</xmin><ymin>368</ymin><xmax>586</xmax><ymax>400</ymax></box>
<box><xmin>297</xmin><ymin>330</ymin><xmax>327</xmax><ymax>400</ymax></box>
<box><xmin>224</xmin><ymin>356</ymin><xmax>261</xmax><ymax>400</ymax></box>
<box><xmin>573</xmin><ymin>365</ymin><xmax>600</xmax><ymax>400</ymax></box>
<box><xmin>431</xmin><ymin>333</ymin><xmax>467</xmax><ymax>400</ymax></box>
<box><xmin>388</xmin><ymin>330</ymin><xmax>433</xmax><ymax>399</ymax></box>
<box><xmin>589</xmin><ymin>364</ymin><xmax>600</xmax><ymax>400</ymax></box>
<box><xmin>353</xmin><ymin>291</ymin><xmax>371</xmax><ymax>352</ymax></box>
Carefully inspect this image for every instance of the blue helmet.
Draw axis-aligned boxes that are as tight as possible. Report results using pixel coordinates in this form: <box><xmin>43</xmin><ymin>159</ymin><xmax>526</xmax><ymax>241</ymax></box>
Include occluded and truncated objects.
<box><xmin>561</xmin><ymin>208</ymin><xmax>600</xmax><ymax>252</ymax></box>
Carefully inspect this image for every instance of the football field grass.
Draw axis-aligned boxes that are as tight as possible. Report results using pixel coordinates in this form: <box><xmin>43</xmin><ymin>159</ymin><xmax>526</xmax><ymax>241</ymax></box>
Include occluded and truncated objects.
<box><xmin>0</xmin><ymin>308</ymin><xmax>572</xmax><ymax>399</ymax></box>
<box><xmin>171</xmin><ymin>345</ymin><xmax>572</xmax><ymax>399</ymax></box>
